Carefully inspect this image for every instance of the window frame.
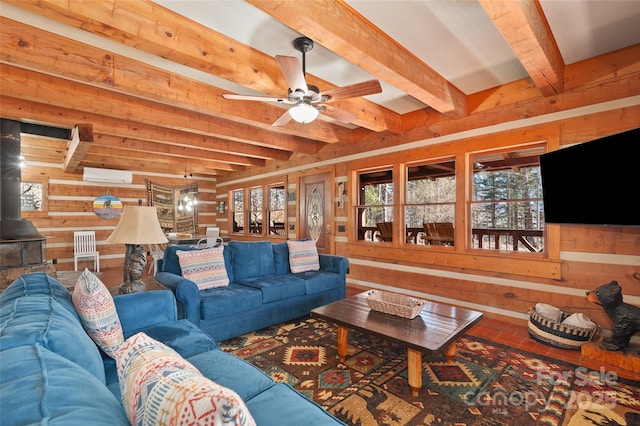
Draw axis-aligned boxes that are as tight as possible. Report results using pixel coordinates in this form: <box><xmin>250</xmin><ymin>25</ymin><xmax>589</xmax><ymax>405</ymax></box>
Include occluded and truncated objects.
<box><xmin>355</xmin><ymin>166</ymin><xmax>395</xmax><ymax>242</ymax></box>
<box><xmin>228</xmin><ymin>180</ymin><xmax>287</xmax><ymax>238</ymax></box>
<box><xmin>403</xmin><ymin>157</ymin><xmax>457</xmax><ymax>247</ymax></box>
<box><xmin>468</xmin><ymin>143</ymin><xmax>546</xmax><ymax>254</ymax></box>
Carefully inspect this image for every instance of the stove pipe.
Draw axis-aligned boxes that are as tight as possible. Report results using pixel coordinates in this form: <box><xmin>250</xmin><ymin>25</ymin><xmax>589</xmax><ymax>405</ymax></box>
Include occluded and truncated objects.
<box><xmin>0</xmin><ymin>119</ymin><xmax>45</xmax><ymax>241</ymax></box>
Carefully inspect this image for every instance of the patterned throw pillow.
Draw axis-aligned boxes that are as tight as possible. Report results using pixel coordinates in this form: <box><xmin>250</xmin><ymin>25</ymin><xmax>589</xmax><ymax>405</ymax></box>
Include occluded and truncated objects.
<box><xmin>72</xmin><ymin>268</ymin><xmax>124</xmax><ymax>358</ymax></box>
<box><xmin>116</xmin><ymin>332</ymin><xmax>255</xmax><ymax>426</ymax></box>
<box><xmin>176</xmin><ymin>246</ymin><xmax>229</xmax><ymax>290</ymax></box>
<box><xmin>287</xmin><ymin>239</ymin><xmax>320</xmax><ymax>273</ymax></box>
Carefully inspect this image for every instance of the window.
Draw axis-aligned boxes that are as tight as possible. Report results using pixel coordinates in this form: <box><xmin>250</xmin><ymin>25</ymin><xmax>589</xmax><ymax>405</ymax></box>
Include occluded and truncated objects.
<box><xmin>405</xmin><ymin>159</ymin><xmax>456</xmax><ymax>246</ymax></box>
<box><xmin>249</xmin><ymin>187</ymin><xmax>263</xmax><ymax>234</ymax></box>
<box><xmin>470</xmin><ymin>145</ymin><xmax>544</xmax><ymax>252</ymax></box>
<box><xmin>268</xmin><ymin>185</ymin><xmax>286</xmax><ymax>235</ymax></box>
<box><xmin>230</xmin><ymin>182</ymin><xmax>286</xmax><ymax>237</ymax></box>
<box><xmin>232</xmin><ymin>189</ymin><xmax>244</xmax><ymax>233</ymax></box>
<box><xmin>356</xmin><ymin>168</ymin><xmax>393</xmax><ymax>241</ymax></box>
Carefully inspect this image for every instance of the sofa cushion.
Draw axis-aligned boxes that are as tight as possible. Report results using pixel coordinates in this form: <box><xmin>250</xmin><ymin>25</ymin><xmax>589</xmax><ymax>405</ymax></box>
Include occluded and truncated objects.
<box><xmin>272</xmin><ymin>242</ymin><xmax>290</xmax><ymax>275</ymax></box>
<box><xmin>187</xmin><ymin>349</ymin><xmax>275</xmax><ymax>402</ymax></box>
<box><xmin>229</xmin><ymin>241</ymin><xmax>275</xmax><ymax>280</ymax></box>
<box><xmin>246</xmin><ymin>383</ymin><xmax>343</xmax><ymax>426</ymax></box>
<box><xmin>116</xmin><ymin>332</ymin><xmax>255</xmax><ymax>426</ymax></box>
<box><xmin>72</xmin><ymin>269</ymin><xmax>124</xmax><ymax>358</ymax></box>
<box><xmin>296</xmin><ymin>270</ymin><xmax>344</xmax><ymax>295</ymax></box>
<box><xmin>287</xmin><ymin>239</ymin><xmax>320</xmax><ymax>273</ymax></box>
<box><xmin>0</xmin><ymin>344</ymin><xmax>128</xmax><ymax>425</ymax></box>
<box><xmin>0</xmin><ymin>272</ymin><xmax>75</xmax><ymax>315</ymax></box>
<box><xmin>176</xmin><ymin>246</ymin><xmax>230</xmax><ymax>290</ymax></box>
<box><xmin>200</xmin><ymin>284</ymin><xmax>262</xmax><ymax>319</ymax></box>
<box><xmin>0</xmin><ymin>294</ymin><xmax>106</xmax><ymax>383</ymax></box>
<box><xmin>236</xmin><ymin>275</ymin><xmax>306</xmax><ymax>303</ymax></box>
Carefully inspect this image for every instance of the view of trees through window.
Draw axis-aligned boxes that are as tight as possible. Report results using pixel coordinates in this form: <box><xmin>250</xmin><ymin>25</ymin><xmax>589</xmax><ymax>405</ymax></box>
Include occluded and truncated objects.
<box><xmin>353</xmin><ymin>146</ymin><xmax>545</xmax><ymax>252</ymax></box>
<box><xmin>231</xmin><ymin>184</ymin><xmax>286</xmax><ymax>236</ymax></box>
<box><xmin>232</xmin><ymin>189</ymin><xmax>244</xmax><ymax>232</ymax></box>
<box><xmin>406</xmin><ymin>160</ymin><xmax>456</xmax><ymax>246</ymax></box>
<box><xmin>471</xmin><ymin>146</ymin><xmax>544</xmax><ymax>252</ymax></box>
<box><xmin>268</xmin><ymin>186</ymin><xmax>286</xmax><ymax>235</ymax></box>
<box><xmin>357</xmin><ymin>169</ymin><xmax>393</xmax><ymax>241</ymax></box>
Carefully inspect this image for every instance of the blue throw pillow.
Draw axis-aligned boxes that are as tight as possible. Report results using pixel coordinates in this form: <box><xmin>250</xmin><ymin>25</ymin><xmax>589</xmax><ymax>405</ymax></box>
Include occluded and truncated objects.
<box><xmin>272</xmin><ymin>242</ymin><xmax>290</xmax><ymax>275</ymax></box>
<box><xmin>229</xmin><ymin>241</ymin><xmax>275</xmax><ymax>281</ymax></box>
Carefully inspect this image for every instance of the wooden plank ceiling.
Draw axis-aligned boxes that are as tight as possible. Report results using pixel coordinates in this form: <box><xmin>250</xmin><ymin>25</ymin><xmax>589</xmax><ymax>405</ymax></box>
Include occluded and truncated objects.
<box><xmin>1</xmin><ymin>0</ymin><xmax>639</xmax><ymax>176</ymax></box>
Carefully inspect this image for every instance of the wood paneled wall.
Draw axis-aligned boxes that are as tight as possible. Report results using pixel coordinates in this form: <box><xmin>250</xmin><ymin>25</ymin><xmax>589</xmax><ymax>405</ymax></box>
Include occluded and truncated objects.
<box><xmin>216</xmin><ymin>102</ymin><xmax>640</xmax><ymax>334</ymax></box>
<box><xmin>21</xmin><ymin>153</ymin><xmax>217</xmax><ymax>274</ymax></box>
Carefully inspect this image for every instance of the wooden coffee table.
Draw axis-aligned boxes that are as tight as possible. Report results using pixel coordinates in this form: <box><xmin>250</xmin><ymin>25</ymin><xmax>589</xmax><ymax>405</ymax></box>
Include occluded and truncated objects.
<box><xmin>311</xmin><ymin>291</ymin><xmax>483</xmax><ymax>396</ymax></box>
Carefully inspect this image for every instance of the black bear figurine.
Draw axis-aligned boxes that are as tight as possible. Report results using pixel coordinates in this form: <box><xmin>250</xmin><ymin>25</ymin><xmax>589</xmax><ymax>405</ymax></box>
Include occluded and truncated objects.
<box><xmin>586</xmin><ymin>281</ymin><xmax>640</xmax><ymax>351</ymax></box>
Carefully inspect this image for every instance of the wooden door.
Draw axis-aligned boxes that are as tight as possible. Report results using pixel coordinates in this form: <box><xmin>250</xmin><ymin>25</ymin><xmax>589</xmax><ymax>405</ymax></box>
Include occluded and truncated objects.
<box><xmin>298</xmin><ymin>173</ymin><xmax>332</xmax><ymax>253</ymax></box>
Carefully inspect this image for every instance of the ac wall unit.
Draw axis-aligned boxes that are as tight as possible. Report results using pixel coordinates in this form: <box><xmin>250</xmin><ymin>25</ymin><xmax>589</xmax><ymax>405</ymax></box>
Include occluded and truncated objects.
<box><xmin>83</xmin><ymin>167</ymin><xmax>133</xmax><ymax>184</ymax></box>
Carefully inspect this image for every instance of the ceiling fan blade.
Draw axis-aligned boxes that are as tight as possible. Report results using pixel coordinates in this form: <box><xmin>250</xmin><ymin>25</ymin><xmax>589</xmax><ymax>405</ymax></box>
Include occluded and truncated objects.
<box><xmin>321</xmin><ymin>104</ymin><xmax>358</xmax><ymax>124</ymax></box>
<box><xmin>222</xmin><ymin>93</ymin><xmax>291</xmax><ymax>103</ymax></box>
<box><xmin>321</xmin><ymin>79</ymin><xmax>382</xmax><ymax>102</ymax></box>
<box><xmin>272</xmin><ymin>109</ymin><xmax>293</xmax><ymax>127</ymax></box>
<box><xmin>275</xmin><ymin>55</ymin><xmax>308</xmax><ymax>93</ymax></box>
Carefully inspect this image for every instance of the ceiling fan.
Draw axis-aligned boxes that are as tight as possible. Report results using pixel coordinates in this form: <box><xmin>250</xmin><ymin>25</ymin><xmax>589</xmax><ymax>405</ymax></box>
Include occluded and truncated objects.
<box><xmin>222</xmin><ymin>37</ymin><xmax>382</xmax><ymax>126</ymax></box>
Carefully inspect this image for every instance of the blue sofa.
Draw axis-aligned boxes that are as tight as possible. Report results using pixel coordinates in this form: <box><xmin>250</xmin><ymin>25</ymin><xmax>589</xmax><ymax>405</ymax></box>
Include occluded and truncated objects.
<box><xmin>155</xmin><ymin>240</ymin><xmax>349</xmax><ymax>341</ymax></box>
<box><xmin>0</xmin><ymin>272</ymin><xmax>345</xmax><ymax>425</ymax></box>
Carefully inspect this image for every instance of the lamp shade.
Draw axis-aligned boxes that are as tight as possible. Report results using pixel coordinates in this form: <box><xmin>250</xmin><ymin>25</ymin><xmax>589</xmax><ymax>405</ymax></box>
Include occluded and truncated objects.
<box><xmin>106</xmin><ymin>205</ymin><xmax>168</xmax><ymax>245</ymax></box>
<box><xmin>289</xmin><ymin>103</ymin><xmax>319</xmax><ymax>123</ymax></box>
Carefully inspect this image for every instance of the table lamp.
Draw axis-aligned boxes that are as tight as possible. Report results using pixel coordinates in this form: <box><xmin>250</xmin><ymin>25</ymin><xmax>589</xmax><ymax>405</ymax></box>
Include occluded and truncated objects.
<box><xmin>106</xmin><ymin>203</ymin><xmax>168</xmax><ymax>294</ymax></box>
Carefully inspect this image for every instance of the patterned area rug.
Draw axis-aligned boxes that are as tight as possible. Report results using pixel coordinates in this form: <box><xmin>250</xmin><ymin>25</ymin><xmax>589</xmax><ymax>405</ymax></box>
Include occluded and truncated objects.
<box><xmin>219</xmin><ymin>317</ymin><xmax>640</xmax><ymax>426</ymax></box>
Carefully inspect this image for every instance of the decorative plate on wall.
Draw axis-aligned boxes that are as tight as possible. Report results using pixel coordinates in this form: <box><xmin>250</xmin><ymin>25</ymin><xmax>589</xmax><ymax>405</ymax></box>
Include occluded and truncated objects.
<box><xmin>93</xmin><ymin>194</ymin><xmax>123</xmax><ymax>219</ymax></box>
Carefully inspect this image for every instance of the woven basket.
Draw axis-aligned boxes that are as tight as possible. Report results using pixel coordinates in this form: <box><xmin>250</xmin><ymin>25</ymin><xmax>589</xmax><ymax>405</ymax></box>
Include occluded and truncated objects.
<box><xmin>366</xmin><ymin>290</ymin><xmax>427</xmax><ymax>319</ymax></box>
<box><xmin>528</xmin><ymin>308</ymin><xmax>598</xmax><ymax>350</ymax></box>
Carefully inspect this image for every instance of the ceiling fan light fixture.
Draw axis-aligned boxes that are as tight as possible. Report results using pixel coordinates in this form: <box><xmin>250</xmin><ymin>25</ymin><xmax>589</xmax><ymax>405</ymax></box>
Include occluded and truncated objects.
<box><xmin>289</xmin><ymin>103</ymin><xmax>319</xmax><ymax>124</ymax></box>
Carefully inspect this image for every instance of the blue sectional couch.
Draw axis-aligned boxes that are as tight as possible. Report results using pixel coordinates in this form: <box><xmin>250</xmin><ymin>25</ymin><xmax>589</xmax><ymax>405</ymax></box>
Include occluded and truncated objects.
<box><xmin>155</xmin><ymin>240</ymin><xmax>349</xmax><ymax>341</ymax></box>
<box><xmin>0</xmin><ymin>272</ymin><xmax>345</xmax><ymax>425</ymax></box>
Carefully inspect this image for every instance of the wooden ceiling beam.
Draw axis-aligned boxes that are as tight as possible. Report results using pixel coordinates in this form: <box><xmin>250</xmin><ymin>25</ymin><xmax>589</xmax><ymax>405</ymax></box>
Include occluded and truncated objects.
<box><xmin>0</xmin><ymin>64</ymin><xmax>324</xmax><ymax>156</ymax></box>
<box><xmin>0</xmin><ymin>95</ymin><xmax>291</xmax><ymax>172</ymax></box>
<box><xmin>79</xmin><ymin>155</ymin><xmax>226</xmax><ymax>176</ymax></box>
<box><xmin>479</xmin><ymin>0</ymin><xmax>564</xmax><ymax>96</ymax></box>
<box><xmin>92</xmin><ymin>134</ymin><xmax>265</xmax><ymax>167</ymax></box>
<box><xmin>63</xmin><ymin>123</ymin><xmax>93</xmax><ymax>173</ymax></box>
<box><xmin>248</xmin><ymin>0</ymin><xmax>467</xmax><ymax>119</ymax></box>
<box><xmin>1</xmin><ymin>1</ymin><xmax>396</xmax><ymax>133</ymax></box>
<box><xmin>0</xmin><ymin>16</ymin><xmax>352</xmax><ymax>144</ymax></box>
<box><xmin>19</xmin><ymin>133</ymin><xmax>236</xmax><ymax>174</ymax></box>
<box><xmin>85</xmin><ymin>146</ymin><xmax>240</xmax><ymax>173</ymax></box>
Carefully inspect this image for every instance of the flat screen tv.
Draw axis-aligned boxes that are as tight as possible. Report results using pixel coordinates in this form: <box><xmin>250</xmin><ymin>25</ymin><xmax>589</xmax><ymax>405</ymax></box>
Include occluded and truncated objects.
<box><xmin>540</xmin><ymin>127</ymin><xmax>640</xmax><ymax>226</ymax></box>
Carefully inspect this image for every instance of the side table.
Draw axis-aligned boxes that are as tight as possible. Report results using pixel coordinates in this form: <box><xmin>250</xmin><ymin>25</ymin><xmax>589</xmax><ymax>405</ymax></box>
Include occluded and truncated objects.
<box><xmin>109</xmin><ymin>275</ymin><xmax>167</xmax><ymax>296</ymax></box>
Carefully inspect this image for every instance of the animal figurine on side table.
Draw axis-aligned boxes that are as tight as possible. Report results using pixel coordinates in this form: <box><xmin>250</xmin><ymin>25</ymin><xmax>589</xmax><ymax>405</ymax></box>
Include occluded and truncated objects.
<box><xmin>586</xmin><ymin>281</ymin><xmax>640</xmax><ymax>351</ymax></box>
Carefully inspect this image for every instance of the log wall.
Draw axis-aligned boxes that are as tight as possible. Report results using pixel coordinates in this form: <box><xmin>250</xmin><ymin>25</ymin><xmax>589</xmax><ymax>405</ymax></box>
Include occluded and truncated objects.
<box><xmin>20</xmin><ymin>150</ymin><xmax>217</xmax><ymax>276</ymax></box>
<box><xmin>216</xmin><ymin>101</ymin><xmax>640</xmax><ymax>334</ymax></box>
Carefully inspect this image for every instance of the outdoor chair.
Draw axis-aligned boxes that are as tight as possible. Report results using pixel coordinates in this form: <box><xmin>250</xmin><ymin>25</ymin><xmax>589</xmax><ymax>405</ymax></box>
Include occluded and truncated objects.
<box><xmin>375</xmin><ymin>222</ymin><xmax>393</xmax><ymax>242</ymax></box>
<box><xmin>422</xmin><ymin>222</ymin><xmax>454</xmax><ymax>246</ymax></box>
